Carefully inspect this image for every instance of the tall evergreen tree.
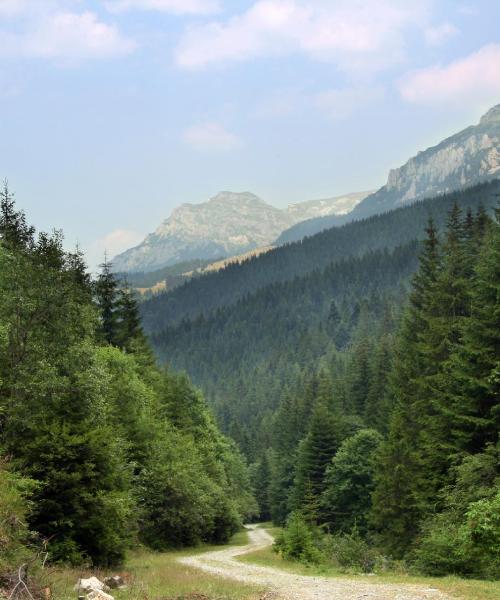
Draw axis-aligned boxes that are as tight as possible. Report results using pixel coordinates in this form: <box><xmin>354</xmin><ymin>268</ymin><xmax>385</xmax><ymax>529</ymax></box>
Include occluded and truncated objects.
<box><xmin>371</xmin><ymin>220</ymin><xmax>442</xmax><ymax>555</ymax></box>
<box><xmin>290</xmin><ymin>401</ymin><xmax>339</xmax><ymax>518</ymax></box>
<box><xmin>95</xmin><ymin>257</ymin><xmax>120</xmax><ymax>346</ymax></box>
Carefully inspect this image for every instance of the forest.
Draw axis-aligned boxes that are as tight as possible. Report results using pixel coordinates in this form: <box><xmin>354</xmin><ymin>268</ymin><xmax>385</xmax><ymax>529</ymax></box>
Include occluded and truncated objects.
<box><xmin>1</xmin><ymin>178</ymin><xmax>499</xmax><ymax>591</ymax></box>
<box><xmin>0</xmin><ymin>183</ymin><xmax>256</xmax><ymax>584</ymax></box>
<box><xmin>148</xmin><ymin>183</ymin><xmax>500</xmax><ymax>578</ymax></box>
<box><xmin>140</xmin><ymin>180</ymin><xmax>500</xmax><ymax>330</ymax></box>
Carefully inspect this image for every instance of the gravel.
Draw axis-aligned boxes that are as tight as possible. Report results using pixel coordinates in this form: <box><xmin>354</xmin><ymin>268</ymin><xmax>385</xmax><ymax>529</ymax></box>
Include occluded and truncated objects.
<box><xmin>178</xmin><ymin>525</ymin><xmax>450</xmax><ymax>600</ymax></box>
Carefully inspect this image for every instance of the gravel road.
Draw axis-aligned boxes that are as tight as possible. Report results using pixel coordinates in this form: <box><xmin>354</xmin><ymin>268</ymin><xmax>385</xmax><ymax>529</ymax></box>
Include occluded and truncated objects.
<box><xmin>178</xmin><ymin>525</ymin><xmax>450</xmax><ymax>600</ymax></box>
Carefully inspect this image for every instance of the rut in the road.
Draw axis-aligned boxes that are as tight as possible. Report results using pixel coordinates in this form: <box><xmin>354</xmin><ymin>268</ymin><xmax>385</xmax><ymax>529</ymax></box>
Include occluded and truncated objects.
<box><xmin>178</xmin><ymin>525</ymin><xmax>449</xmax><ymax>600</ymax></box>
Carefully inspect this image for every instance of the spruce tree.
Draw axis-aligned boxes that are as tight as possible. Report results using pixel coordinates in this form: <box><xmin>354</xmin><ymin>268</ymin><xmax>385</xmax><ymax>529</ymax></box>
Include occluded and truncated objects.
<box><xmin>291</xmin><ymin>401</ymin><xmax>339</xmax><ymax>518</ymax></box>
<box><xmin>95</xmin><ymin>257</ymin><xmax>120</xmax><ymax>346</ymax></box>
<box><xmin>447</xmin><ymin>205</ymin><xmax>500</xmax><ymax>452</ymax></box>
<box><xmin>371</xmin><ymin>220</ymin><xmax>442</xmax><ymax>555</ymax></box>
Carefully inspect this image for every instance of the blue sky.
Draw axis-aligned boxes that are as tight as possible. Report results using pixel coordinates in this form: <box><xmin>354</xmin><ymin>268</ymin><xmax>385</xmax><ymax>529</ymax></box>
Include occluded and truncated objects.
<box><xmin>1</xmin><ymin>0</ymin><xmax>500</xmax><ymax>268</ymax></box>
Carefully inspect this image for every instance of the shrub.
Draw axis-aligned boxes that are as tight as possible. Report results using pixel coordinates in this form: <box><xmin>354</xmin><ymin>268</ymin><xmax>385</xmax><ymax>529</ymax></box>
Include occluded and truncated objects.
<box><xmin>274</xmin><ymin>512</ymin><xmax>323</xmax><ymax>564</ymax></box>
<box><xmin>0</xmin><ymin>460</ymin><xmax>37</xmax><ymax>586</ymax></box>
<box><xmin>327</xmin><ymin>527</ymin><xmax>378</xmax><ymax>573</ymax></box>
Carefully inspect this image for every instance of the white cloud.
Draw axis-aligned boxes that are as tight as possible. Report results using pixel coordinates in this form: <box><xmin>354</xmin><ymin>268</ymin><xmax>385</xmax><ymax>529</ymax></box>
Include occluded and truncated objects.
<box><xmin>105</xmin><ymin>0</ymin><xmax>220</xmax><ymax>15</ymax></box>
<box><xmin>174</xmin><ymin>0</ymin><xmax>429</xmax><ymax>72</ymax></box>
<box><xmin>87</xmin><ymin>229</ymin><xmax>144</xmax><ymax>271</ymax></box>
<box><xmin>424</xmin><ymin>22</ymin><xmax>459</xmax><ymax>46</ymax></box>
<box><xmin>0</xmin><ymin>0</ymin><xmax>30</xmax><ymax>17</ymax></box>
<box><xmin>314</xmin><ymin>85</ymin><xmax>385</xmax><ymax>120</ymax></box>
<box><xmin>0</xmin><ymin>11</ymin><xmax>136</xmax><ymax>62</ymax></box>
<box><xmin>400</xmin><ymin>44</ymin><xmax>500</xmax><ymax>108</ymax></box>
<box><xmin>181</xmin><ymin>122</ymin><xmax>242</xmax><ymax>152</ymax></box>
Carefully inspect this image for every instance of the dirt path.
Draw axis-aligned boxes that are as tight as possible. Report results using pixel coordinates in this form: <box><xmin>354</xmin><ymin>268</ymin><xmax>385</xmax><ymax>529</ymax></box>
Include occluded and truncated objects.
<box><xmin>178</xmin><ymin>525</ymin><xmax>450</xmax><ymax>600</ymax></box>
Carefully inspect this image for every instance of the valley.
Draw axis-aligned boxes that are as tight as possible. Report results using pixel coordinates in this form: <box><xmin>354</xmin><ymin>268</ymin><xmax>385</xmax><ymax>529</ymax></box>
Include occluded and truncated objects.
<box><xmin>2</xmin><ymin>4</ymin><xmax>500</xmax><ymax>599</ymax></box>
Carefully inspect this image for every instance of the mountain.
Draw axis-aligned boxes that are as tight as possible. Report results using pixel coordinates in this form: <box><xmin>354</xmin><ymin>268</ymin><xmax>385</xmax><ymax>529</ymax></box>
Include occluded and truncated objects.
<box><xmin>140</xmin><ymin>180</ymin><xmax>500</xmax><ymax>332</ymax></box>
<box><xmin>286</xmin><ymin>191</ymin><xmax>371</xmax><ymax>222</ymax></box>
<box><xmin>279</xmin><ymin>103</ymin><xmax>500</xmax><ymax>244</ymax></box>
<box><xmin>112</xmin><ymin>190</ymin><xmax>368</xmax><ymax>272</ymax></box>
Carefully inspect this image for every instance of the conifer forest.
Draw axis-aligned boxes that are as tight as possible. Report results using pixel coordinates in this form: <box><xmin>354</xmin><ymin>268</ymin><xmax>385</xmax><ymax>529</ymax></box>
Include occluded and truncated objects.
<box><xmin>1</xmin><ymin>177</ymin><xmax>499</xmax><ymax>600</ymax></box>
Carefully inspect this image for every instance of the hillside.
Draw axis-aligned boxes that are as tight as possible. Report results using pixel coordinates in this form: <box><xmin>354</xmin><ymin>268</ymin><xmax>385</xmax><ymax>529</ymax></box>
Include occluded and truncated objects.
<box><xmin>140</xmin><ymin>180</ymin><xmax>500</xmax><ymax>331</ymax></box>
<box><xmin>113</xmin><ymin>190</ymin><xmax>369</xmax><ymax>273</ymax></box>
<box><xmin>279</xmin><ymin>104</ymin><xmax>500</xmax><ymax>243</ymax></box>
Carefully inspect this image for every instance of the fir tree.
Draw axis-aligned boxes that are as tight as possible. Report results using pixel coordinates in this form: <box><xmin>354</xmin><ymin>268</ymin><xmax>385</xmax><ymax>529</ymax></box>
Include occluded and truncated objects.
<box><xmin>95</xmin><ymin>257</ymin><xmax>120</xmax><ymax>346</ymax></box>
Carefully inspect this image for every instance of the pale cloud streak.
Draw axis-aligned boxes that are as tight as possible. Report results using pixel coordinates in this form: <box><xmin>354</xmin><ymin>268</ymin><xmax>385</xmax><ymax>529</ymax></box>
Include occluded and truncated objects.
<box><xmin>0</xmin><ymin>11</ymin><xmax>137</xmax><ymax>62</ymax></box>
<box><xmin>174</xmin><ymin>0</ymin><xmax>429</xmax><ymax>72</ymax></box>
<box><xmin>400</xmin><ymin>44</ymin><xmax>500</xmax><ymax>108</ymax></box>
<box><xmin>105</xmin><ymin>0</ymin><xmax>221</xmax><ymax>15</ymax></box>
<box><xmin>182</xmin><ymin>122</ymin><xmax>242</xmax><ymax>152</ymax></box>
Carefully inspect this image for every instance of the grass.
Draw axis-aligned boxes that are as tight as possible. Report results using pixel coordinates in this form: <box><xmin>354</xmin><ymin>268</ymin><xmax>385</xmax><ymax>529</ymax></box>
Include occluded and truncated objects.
<box><xmin>239</xmin><ymin>536</ymin><xmax>500</xmax><ymax>600</ymax></box>
<box><xmin>50</xmin><ymin>529</ymin><xmax>262</xmax><ymax>600</ymax></box>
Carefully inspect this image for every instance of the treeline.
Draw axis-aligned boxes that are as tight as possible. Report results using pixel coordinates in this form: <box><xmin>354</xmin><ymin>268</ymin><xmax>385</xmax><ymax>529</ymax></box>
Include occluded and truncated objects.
<box><xmin>0</xmin><ymin>183</ymin><xmax>256</xmax><ymax>575</ymax></box>
<box><xmin>141</xmin><ymin>181</ymin><xmax>500</xmax><ymax>330</ymax></box>
<box><xmin>268</xmin><ymin>205</ymin><xmax>500</xmax><ymax>578</ymax></box>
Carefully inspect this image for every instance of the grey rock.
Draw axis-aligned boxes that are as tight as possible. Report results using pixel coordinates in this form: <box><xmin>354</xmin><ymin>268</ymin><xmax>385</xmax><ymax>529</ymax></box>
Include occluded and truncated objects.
<box><xmin>74</xmin><ymin>577</ymin><xmax>108</xmax><ymax>594</ymax></box>
<box><xmin>103</xmin><ymin>576</ymin><xmax>126</xmax><ymax>589</ymax></box>
<box><xmin>350</xmin><ymin>103</ymin><xmax>500</xmax><ymax>221</ymax></box>
<box><xmin>112</xmin><ymin>190</ymin><xmax>368</xmax><ymax>273</ymax></box>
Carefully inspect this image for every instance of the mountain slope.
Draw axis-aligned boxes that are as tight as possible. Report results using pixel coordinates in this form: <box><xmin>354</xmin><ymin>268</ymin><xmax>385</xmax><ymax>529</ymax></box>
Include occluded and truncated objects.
<box><xmin>113</xmin><ymin>190</ymin><xmax>368</xmax><ymax>272</ymax></box>
<box><xmin>279</xmin><ymin>104</ymin><xmax>500</xmax><ymax>244</ymax></box>
<box><xmin>140</xmin><ymin>180</ymin><xmax>500</xmax><ymax>332</ymax></box>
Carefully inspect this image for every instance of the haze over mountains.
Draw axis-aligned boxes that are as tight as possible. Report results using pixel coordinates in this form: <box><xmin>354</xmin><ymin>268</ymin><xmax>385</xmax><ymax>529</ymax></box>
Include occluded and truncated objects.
<box><xmin>115</xmin><ymin>105</ymin><xmax>500</xmax><ymax>272</ymax></box>
<box><xmin>112</xmin><ymin>191</ymin><xmax>370</xmax><ymax>272</ymax></box>
<box><xmin>280</xmin><ymin>104</ymin><xmax>500</xmax><ymax>243</ymax></box>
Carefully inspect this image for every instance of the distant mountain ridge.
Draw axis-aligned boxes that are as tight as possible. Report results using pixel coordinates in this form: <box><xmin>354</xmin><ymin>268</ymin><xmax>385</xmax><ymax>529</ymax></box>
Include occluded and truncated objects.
<box><xmin>279</xmin><ymin>103</ymin><xmax>500</xmax><ymax>243</ymax></box>
<box><xmin>140</xmin><ymin>180</ymin><xmax>500</xmax><ymax>333</ymax></box>
<box><xmin>112</xmin><ymin>190</ymin><xmax>369</xmax><ymax>272</ymax></box>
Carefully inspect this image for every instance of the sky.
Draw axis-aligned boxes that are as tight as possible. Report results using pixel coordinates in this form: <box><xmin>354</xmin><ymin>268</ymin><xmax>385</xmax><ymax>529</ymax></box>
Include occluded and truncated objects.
<box><xmin>1</xmin><ymin>0</ymin><xmax>500</xmax><ymax>269</ymax></box>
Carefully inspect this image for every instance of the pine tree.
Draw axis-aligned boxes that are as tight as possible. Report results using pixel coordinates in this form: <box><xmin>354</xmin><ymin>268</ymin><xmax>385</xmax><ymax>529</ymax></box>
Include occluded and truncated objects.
<box><xmin>364</xmin><ymin>335</ymin><xmax>393</xmax><ymax>432</ymax></box>
<box><xmin>447</xmin><ymin>205</ymin><xmax>500</xmax><ymax>452</ymax></box>
<box><xmin>0</xmin><ymin>180</ymin><xmax>35</xmax><ymax>250</ymax></box>
<box><xmin>371</xmin><ymin>220</ymin><xmax>442</xmax><ymax>555</ymax></box>
<box><xmin>95</xmin><ymin>257</ymin><xmax>120</xmax><ymax>346</ymax></box>
<box><xmin>290</xmin><ymin>401</ymin><xmax>339</xmax><ymax>518</ymax></box>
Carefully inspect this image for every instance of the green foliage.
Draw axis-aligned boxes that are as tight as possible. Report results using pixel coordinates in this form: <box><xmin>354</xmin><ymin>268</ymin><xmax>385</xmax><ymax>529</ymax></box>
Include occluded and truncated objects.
<box><xmin>321</xmin><ymin>429</ymin><xmax>382</xmax><ymax>533</ymax></box>
<box><xmin>327</xmin><ymin>527</ymin><xmax>379</xmax><ymax>573</ymax></box>
<box><xmin>414</xmin><ymin>446</ymin><xmax>500</xmax><ymax>578</ymax></box>
<box><xmin>0</xmin><ymin>188</ymin><xmax>256</xmax><ymax>567</ymax></box>
<box><xmin>0</xmin><ymin>460</ymin><xmax>37</xmax><ymax>576</ymax></box>
<box><xmin>273</xmin><ymin>512</ymin><xmax>322</xmax><ymax>564</ymax></box>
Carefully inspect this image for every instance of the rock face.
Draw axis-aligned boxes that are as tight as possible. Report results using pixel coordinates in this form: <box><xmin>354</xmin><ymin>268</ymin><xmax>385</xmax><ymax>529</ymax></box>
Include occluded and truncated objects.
<box><xmin>112</xmin><ymin>191</ymin><xmax>368</xmax><ymax>272</ymax></box>
<box><xmin>350</xmin><ymin>103</ymin><xmax>500</xmax><ymax>220</ymax></box>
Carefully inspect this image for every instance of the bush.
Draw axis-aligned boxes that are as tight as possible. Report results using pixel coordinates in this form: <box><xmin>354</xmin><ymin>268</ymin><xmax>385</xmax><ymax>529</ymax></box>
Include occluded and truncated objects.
<box><xmin>274</xmin><ymin>512</ymin><xmax>323</xmax><ymax>564</ymax></box>
<box><xmin>414</xmin><ymin>448</ymin><xmax>500</xmax><ymax>579</ymax></box>
<box><xmin>414</xmin><ymin>490</ymin><xmax>500</xmax><ymax>579</ymax></box>
<box><xmin>0</xmin><ymin>460</ymin><xmax>37</xmax><ymax>585</ymax></box>
<box><xmin>327</xmin><ymin>527</ymin><xmax>379</xmax><ymax>573</ymax></box>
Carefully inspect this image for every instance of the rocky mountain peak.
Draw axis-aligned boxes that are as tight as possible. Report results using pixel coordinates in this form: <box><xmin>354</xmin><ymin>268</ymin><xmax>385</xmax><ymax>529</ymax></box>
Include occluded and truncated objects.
<box><xmin>209</xmin><ymin>191</ymin><xmax>265</xmax><ymax>205</ymax></box>
<box><xmin>480</xmin><ymin>104</ymin><xmax>500</xmax><ymax>126</ymax></box>
<box><xmin>113</xmin><ymin>190</ymin><xmax>366</xmax><ymax>272</ymax></box>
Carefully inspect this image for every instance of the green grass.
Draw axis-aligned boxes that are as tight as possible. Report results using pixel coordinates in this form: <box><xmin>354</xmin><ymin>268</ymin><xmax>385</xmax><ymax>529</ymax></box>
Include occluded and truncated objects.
<box><xmin>239</xmin><ymin>538</ymin><xmax>500</xmax><ymax>600</ymax></box>
<box><xmin>50</xmin><ymin>529</ymin><xmax>260</xmax><ymax>600</ymax></box>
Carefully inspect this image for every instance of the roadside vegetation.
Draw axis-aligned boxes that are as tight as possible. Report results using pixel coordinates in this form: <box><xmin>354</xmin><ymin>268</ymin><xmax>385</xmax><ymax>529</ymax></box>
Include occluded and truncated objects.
<box><xmin>239</xmin><ymin>527</ymin><xmax>500</xmax><ymax>600</ymax></box>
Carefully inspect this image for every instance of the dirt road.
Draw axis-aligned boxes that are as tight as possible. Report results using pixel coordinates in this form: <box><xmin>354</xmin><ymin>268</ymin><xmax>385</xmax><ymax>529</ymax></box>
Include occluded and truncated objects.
<box><xmin>178</xmin><ymin>525</ymin><xmax>449</xmax><ymax>600</ymax></box>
